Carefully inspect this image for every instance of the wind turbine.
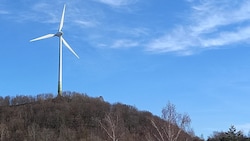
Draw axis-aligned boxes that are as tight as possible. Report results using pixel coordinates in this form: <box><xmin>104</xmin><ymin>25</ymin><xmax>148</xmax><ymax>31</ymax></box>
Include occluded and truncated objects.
<box><xmin>30</xmin><ymin>4</ymin><xmax>79</xmax><ymax>96</ymax></box>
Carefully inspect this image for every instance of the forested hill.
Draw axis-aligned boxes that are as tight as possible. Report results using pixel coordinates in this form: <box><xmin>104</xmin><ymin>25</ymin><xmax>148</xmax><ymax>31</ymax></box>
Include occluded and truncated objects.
<box><xmin>0</xmin><ymin>92</ymin><xmax>202</xmax><ymax>141</ymax></box>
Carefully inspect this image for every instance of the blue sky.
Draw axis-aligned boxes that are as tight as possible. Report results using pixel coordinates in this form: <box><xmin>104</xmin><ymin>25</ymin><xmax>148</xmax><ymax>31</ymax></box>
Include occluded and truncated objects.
<box><xmin>1</xmin><ymin>0</ymin><xmax>250</xmax><ymax>138</ymax></box>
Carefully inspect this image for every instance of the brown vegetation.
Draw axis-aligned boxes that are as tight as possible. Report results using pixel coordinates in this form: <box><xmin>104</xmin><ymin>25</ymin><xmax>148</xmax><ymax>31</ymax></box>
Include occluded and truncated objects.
<box><xmin>0</xmin><ymin>92</ymin><xmax>202</xmax><ymax>141</ymax></box>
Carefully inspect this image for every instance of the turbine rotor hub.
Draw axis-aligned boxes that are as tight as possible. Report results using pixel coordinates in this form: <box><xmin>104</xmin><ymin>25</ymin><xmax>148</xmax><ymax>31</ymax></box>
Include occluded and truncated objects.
<box><xmin>55</xmin><ymin>31</ymin><xmax>63</xmax><ymax>37</ymax></box>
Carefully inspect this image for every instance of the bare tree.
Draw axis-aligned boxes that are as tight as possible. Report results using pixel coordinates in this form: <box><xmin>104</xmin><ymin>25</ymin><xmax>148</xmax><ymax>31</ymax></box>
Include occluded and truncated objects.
<box><xmin>0</xmin><ymin>123</ymin><xmax>9</xmax><ymax>141</ymax></box>
<box><xmin>28</xmin><ymin>123</ymin><xmax>39</xmax><ymax>141</ymax></box>
<box><xmin>98</xmin><ymin>113</ymin><xmax>125</xmax><ymax>141</ymax></box>
<box><xmin>150</xmin><ymin>102</ymin><xmax>191</xmax><ymax>141</ymax></box>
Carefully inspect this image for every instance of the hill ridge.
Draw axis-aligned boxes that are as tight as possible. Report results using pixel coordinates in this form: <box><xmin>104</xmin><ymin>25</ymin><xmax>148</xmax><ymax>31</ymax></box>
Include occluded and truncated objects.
<box><xmin>0</xmin><ymin>92</ymin><xmax>202</xmax><ymax>141</ymax></box>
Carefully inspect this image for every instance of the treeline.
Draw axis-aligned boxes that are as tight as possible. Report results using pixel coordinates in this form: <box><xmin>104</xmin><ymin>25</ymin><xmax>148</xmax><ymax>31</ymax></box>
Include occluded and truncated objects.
<box><xmin>0</xmin><ymin>92</ymin><xmax>202</xmax><ymax>141</ymax></box>
<box><xmin>207</xmin><ymin>125</ymin><xmax>250</xmax><ymax>141</ymax></box>
<box><xmin>0</xmin><ymin>93</ymin><xmax>54</xmax><ymax>106</ymax></box>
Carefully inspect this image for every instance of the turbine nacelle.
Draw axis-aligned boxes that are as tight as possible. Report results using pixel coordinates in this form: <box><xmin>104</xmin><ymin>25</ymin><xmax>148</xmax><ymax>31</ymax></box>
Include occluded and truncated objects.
<box><xmin>55</xmin><ymin>31</ymin><xmax>63</xmax><ymax>37</ymax></box>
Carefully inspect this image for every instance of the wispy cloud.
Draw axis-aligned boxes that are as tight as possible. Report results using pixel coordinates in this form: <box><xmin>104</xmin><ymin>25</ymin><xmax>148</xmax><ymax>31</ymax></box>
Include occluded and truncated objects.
<box><xmin>146</xmin><ymin>26</ymin><xmax>198</xmax><ymax>55</ymax></box>
<box><xmin>111</xmin><ymin>39</ymin><xmax>139</xmax><ymax>48</ymax></box>
<box><xmin>74</xmin><ymin>20</ymin><xmax>97</xmax><ymax>27</ymax></box>
<box><xmin>92</xmin><ymin>26</ymin><xmax>149</xmax><ymax>50</ymax></box>
<box><xmin>201</xmin><ymin>26</ymin><xmax>250</xmax><ymax>47</ymax></box>
<box><xmin>6</xmin><ymin>2</ymin><xmax>61</xmax><ymax>24</ymax></box>
<box><xmin>146</xmin><ymin>0</ymin><xmax>250</xmax><ymax>55</ymax></box>
<box><xmin>29</xmin><ymin>2</ymin><xmax>61</xmax><ymax>23</ymax></box>
<box><xmin>0</xmin><ymin>1</ymin><xmax>9</xmax><ymax>14</ymax></box>
<box><xmin>95</xmin><ymin>0</ymin><xmax>137</xmax><ymax>7</ymax></box>
<box><xmin>0</xmin><ymin>10</ymin><xmax>9</xmax><ymax>15</ymax></box>
<box><xmin>6</xmin><ymin>0</ymin><xmax>250</xmax><ymax>55</ymax></box>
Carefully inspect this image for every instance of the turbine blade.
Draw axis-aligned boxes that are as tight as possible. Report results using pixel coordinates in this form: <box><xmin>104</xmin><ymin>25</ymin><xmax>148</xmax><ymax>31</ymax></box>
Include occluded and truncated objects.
<box><xmin>58</xmin><ymin>4</ymin><xmax>66</xmax><ymax>31</ymax></box>
<box><xmin>62</xmin><ymin>37</ymin><xmax>80</xmax><ymax>59</ymax></box>
<box><xmin>30</xmin><ymin>34</ymin><xmax>55</xmax><ymax>42</ymax></box>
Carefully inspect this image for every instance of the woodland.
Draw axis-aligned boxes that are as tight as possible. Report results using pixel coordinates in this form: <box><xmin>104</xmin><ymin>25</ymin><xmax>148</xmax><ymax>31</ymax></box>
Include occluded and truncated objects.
<box><xmin>0</xmin><ymin>92</ymin><xmax>248</xmax><ymax>141</ymax></box>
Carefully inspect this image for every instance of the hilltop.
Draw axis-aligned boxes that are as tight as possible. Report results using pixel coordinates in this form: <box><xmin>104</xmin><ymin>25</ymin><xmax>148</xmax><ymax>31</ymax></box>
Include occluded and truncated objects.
<box><xmin>0</xmin><ymin>92</ymin><xmax>202</xmax><ymax>141</ymax></box>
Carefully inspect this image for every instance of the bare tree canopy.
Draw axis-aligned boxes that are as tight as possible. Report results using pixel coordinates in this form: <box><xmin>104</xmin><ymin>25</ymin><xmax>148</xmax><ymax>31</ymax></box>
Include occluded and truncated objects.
<box><xmin>150</xmin><ymin>101</ymin><xmax>192</xmax><ymax>141</ymax></box>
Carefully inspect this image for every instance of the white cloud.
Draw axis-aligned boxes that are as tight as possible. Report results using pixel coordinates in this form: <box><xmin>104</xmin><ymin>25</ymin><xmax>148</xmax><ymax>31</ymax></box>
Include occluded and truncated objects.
<box><xmin>74</xmin><ymin>20</ymin><xmax>97</xmax><ymax>27</ymax></box>
<box><xmin>111</xmin><ymin>39</ymin><xmax>139</xmax><ymax>48</ymax></box>
<box><xmin>6</xmin><ymin>0</ymin><xmax>250</xmax><ymax>55</ymax></box>
<box><xmin>146</xmin><ymin>26</ymin><xmax>197</xmax><ymax>55</ymax></box>
<box><xmin>0</xmin><ymin>10</ymin><xmax>9</xmax><ymax>14</ymax></box>
<box><xmin>146</xmin><ymin>0</ymin><xmax>250</xmax><ymax>55</ymax></box>
<box><xmin>191</xmin><ymin>0</ymin><xmax>250</xmax><ymax>34</ymax></box>
<box><xmin>96</xmin><ymin>0</ymin><xmax>137</xmax><ymax>7</ymax></box>
<box><xmin>30</xmin><ymin>3</ymin><xmax>60</xmax><ymax>23</ymax></box>
<box><xmin>9</xmin><ymin>2</ymin><xmax>60</xmax><ymax>24</ymax></box>
<box><xmin>201</xmin><ymin>26</ymin><xmax>250</xmax><ymax>47</ymax></box>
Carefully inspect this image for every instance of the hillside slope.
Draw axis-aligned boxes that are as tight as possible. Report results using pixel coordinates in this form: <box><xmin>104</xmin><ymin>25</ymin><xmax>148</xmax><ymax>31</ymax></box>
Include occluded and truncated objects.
<box><xmin>0</xmin><ymin>92</ymin><xmax>202</xmax><ymax>141</ymax></box>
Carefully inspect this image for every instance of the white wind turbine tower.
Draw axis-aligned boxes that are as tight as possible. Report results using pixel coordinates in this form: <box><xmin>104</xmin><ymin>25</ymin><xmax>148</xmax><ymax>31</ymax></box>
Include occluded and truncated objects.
<box><xmin>30</xmin><ymin>4</ymin><xmax>79</xmax><ymax>96</ymax></box>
